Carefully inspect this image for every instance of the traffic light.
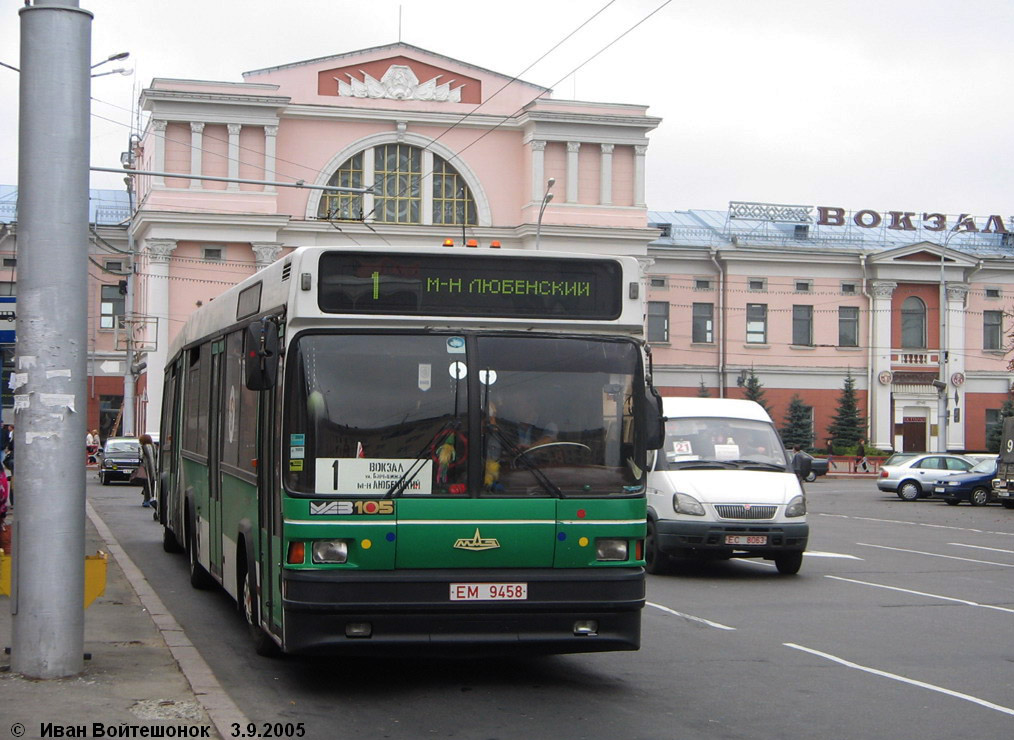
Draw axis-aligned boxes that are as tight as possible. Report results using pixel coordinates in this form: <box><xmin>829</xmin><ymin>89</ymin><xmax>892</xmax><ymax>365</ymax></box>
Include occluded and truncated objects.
<box><xmin>117</xmin><ymin>279</ymin><xmax>128</xmax><ymax>295</ymax></box>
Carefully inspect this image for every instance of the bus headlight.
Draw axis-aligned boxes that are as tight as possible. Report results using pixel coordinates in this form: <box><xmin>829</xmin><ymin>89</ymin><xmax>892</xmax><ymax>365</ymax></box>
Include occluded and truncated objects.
<box><xmin>673</xmin><ymin>492</ymin><xmax>705</xmax><ymax>516</ymax></box>
<box><xmin>785</xmin><ymin>495</ymin><xmax>807</xmax><ymax>518</ymax></box>
<box><xmin>596</xmin><ymin>538</ymin><xmax>629</xmax><ymax>561</ymax></box>
<box><xmin>311</xmin><ymin>540</ymin><xmax>349</xmax><ymax>564</ymax></box>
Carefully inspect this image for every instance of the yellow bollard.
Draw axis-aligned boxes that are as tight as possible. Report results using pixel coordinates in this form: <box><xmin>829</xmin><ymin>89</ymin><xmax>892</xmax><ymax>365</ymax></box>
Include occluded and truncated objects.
<box><xmin>0</xmin><ymin>550</ymin><xmax>108</xmax><ymax>609</ymax></box>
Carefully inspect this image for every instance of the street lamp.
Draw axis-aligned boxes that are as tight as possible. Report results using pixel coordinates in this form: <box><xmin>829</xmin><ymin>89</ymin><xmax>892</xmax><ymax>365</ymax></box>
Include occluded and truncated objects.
<box><xmin>936</xmin><ymin>225</ymin><xmax>970</xmax><ymax>451</ymax></box>
<box><xmin>91</xmin><ymin>51</ymin><xmax>129</xmax><ymax>69</ymax></box>
<box><xmin>535</xmin><ymin>177</ymin><xmax>555</xmax><ymax>250</ymax></box>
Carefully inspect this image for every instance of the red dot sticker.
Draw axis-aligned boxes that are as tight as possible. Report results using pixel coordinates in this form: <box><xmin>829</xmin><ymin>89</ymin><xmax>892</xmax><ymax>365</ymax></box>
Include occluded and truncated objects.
<box><xmin>363</xmin><ymin>501</ymin><xmax>378</xmax><ymax>514</ymax></box>
<box><xmin>577</xmin><ymin>509</ymin><xmax>586</xmax><ymax>518</ymax></box>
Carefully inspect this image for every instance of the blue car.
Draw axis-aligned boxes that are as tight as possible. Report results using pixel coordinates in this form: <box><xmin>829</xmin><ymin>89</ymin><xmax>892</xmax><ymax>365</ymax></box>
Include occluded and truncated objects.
<box><xmin>932</xmin><ymin>457</ymin><xmax>998</xmax><ymax>506</ymax></box>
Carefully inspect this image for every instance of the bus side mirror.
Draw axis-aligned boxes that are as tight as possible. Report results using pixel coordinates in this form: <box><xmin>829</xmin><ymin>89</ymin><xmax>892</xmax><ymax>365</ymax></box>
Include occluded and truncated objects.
<box><xmin>643</xmin><ymin>386</ymin><xmax>665</xmax><ymax>450</ymax></box>
<box><xmin>244</xmin><ymin>318</ymin><xmax>280</xmax><ymax>390</ymax></box>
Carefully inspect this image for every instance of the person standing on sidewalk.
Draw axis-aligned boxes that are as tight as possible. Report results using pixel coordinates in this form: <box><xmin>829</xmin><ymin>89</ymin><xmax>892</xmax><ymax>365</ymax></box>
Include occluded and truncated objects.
<box><xmin>131</xmin><ymin>433</ymin><xmax>158</xmax><ymax>508</ymax></box>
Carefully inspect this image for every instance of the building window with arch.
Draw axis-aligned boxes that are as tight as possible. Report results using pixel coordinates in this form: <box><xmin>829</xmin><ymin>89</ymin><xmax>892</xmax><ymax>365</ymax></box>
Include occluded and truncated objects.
<box><xmin>318</xmin><ymin>152</ymin><xmax>364</xmax><ymax>220</ymax></box>
<box><xmin>316</xmin><ymin>144</ymin><xmax>476</xmax><ymax>226</ymax></box>
<box><xmin>900</xmin><ymin>296</ymin><xmax>926</xmax><ymax>349</ymax></box>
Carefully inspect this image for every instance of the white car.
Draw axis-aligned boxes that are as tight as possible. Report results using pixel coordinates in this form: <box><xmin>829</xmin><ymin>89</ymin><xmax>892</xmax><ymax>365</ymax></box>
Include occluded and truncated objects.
<box><xmin>876</xmin><ymin>452</ymin><xmax>975</xmax><ymax>501</ymax></box>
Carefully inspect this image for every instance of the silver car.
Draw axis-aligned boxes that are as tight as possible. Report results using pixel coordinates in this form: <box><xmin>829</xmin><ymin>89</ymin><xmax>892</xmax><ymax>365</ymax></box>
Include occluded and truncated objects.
<box><xmin>877</xmin><ymin>452</ymin><xmax>976</xmax><ymax>501</ymax></box>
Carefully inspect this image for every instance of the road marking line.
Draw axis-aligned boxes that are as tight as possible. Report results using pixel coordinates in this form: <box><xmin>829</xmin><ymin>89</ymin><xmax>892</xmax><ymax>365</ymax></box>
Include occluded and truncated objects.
<box><xmin>784</xmin><ymin>643</ymin><xmax>1014</xmax><ymax>717</ymax></box>
<box><xmin>948</xmin><ymin>542</ymin><xmax>1014</xmax><ymax>555</ymax></box>
<box><xmin>819</xmin><ymin>513</ymin><xmax>1014</xmax><ymax>538</ymax></box>
<box><xmin>806</xmin><ymin>550</ymin><xmax>863</xmax><ymax>559</ymax></box>
<box><xmin>647</xmin><ymin>602</ymin><xmax>736</xmax><ymax>630</ymax></box>
<box><xmin>826</xmin><ymin>575</ymin><xmax>1014</xmax><ymax>615</ymax></box>
<box><xmin>857</xmin><ymin>542</ymin><xmax>1014</xmax><ymax>567</ymax></box>
<box><xmin>86</xmin><ymin>502</ymin><xmax>251</xmax><ymax>737</ymax></box>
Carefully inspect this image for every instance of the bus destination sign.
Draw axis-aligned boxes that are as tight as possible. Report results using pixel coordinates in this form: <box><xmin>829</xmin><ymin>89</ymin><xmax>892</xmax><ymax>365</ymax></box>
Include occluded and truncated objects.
<box><xmin>317</xmin><ymin>252</ymin><xmax>622</xmax><ymax>320</ymax></box>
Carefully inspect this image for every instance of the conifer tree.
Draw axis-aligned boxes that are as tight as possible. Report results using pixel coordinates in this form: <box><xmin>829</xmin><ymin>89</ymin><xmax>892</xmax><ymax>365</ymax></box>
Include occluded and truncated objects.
<box><xmin>741</xmin><ymin>368</ymin><xmax>770</xmax><ymax>416</ymax></box>
<box><xmin>697</xmin><ymin>378</ymin><xmax>711</xmax><ymax>398</ymax></box>
<box><xmin>986</xmin><ymin>396</ymin><xmax>1014</xmax><ymax>452</ymax></box>
<box><xmin>827</xmin><ymin>370</ymin><xmax>866</xmax><ymax>451</ymax></box>
<box><xmin>780</xmin><ymin>394</ymin><xmax>813</xmax><ymax>449</ymax></box>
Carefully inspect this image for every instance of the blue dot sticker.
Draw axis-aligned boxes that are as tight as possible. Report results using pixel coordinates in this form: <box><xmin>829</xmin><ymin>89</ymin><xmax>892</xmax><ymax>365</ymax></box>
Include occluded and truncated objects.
<box><xmin>558</xmin><ymin>532</ymin><xmax>567</xmax><ymax>541</ymax></box>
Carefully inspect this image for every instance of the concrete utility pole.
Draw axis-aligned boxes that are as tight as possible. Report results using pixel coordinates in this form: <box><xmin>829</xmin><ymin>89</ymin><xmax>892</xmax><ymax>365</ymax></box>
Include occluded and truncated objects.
<box><xmin>12</xmin><ymin>0</ymin><xmax>92</xmax><ymax>678</ymax></box>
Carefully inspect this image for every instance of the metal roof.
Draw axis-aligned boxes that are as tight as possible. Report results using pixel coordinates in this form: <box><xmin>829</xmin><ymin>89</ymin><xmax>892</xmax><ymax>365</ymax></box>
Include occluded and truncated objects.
<box><xmin>647</xmin><ymin>205</ymin><xmax>1014</xmax><ymax>257</ymax></box>
<box><xmin>0</xmin><ymin>187</ymin><xmax>131</xmax><ymax>226</ymax></box>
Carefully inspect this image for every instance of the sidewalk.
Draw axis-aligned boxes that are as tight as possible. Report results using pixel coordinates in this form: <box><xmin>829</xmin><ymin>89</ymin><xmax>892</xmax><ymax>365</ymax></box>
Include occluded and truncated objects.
<box><xmin>0</xmin><ymin>501</ymin><xmax>236</xmax><ymax>739</ymax></box>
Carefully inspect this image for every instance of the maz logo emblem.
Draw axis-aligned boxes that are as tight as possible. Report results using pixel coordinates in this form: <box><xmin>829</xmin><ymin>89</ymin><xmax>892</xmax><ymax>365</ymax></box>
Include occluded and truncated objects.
<box><xmin>453</xmin><ymin>528</ymin><xmax>500</xmax><ymax>551</ymax></box>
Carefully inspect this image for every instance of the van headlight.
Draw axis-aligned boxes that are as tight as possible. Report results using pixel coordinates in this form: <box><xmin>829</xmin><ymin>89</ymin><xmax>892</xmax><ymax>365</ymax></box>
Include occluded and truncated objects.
<box><xmin>785</xmin><ymin>495</ymin><xmax>806</xmax><ymax>518</ymax></box>
<box><xmin>673</xmin><ymin>492</ymin><xmax>705</xmax><ymax>516</ymax></box>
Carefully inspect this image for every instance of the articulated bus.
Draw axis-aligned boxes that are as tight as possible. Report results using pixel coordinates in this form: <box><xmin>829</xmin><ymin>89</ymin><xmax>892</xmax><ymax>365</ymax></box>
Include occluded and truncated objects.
<box><xmin>157</xmin><ymin>245</ymin><xmax>664</xmax><ymax>656</ymax></box>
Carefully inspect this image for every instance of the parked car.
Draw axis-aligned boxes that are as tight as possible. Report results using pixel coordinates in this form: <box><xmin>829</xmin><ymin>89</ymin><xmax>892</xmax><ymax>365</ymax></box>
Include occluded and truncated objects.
<box><xmin>98</xmin><ymin>437</ymin><xmax>142</xmax><ymax>485</ymax></box>
<box><xmin>877</xmin><ymin>452</ymin><xmax>976</xmax><ymax>501</ymax></box>
<box><xmin>932</xmin><ymin>457</ymin><xmax>998</xmax><ymax>506</ymax></box>
<box><xmin>800</xmin><ymin>452</ymin><xmax>829</xmax><ymax>482</ymax></box>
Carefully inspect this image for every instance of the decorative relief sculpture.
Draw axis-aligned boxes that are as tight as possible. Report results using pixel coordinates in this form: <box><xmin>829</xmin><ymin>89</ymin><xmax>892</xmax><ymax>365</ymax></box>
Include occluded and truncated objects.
<box><xmin>336</xmin><ymin>65</ymin><xmax>463</xmax><ymax>102</ymax></box>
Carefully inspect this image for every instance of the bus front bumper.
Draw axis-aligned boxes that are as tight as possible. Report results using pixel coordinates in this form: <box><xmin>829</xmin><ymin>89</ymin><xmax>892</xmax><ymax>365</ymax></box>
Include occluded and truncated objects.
<box><xmin>280</xmin><ymin>567</ymin><xmax>644</xmax><ymax>656</ymax></box>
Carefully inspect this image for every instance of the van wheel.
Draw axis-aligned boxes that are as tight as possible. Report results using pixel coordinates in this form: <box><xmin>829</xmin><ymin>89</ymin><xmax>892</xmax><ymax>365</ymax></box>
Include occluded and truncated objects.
<box><xmin>775</xmin><ymin>552</ymin><xmax>803</xmax><ymax>575</ymax></box>
<box><xmin>897</xmin><ymin>481</ymin><xmax>921</xmax><ymax>501</ymax></box>
<box><xmin>969</xmin><ymin>487</ymin><xmax>990</xmax><ymax>506</ymax></box>
<box><xmin>1003</xmin><ymin>501</ymin><xmax>1014</xmax><ymax>509</ymax></box>
<box><xmin>644</xmin><ymin>519</ymin><xmax>672</xmax><ymax>575</ymax></box>
<box><xmin>240</xmin><ymin>566</ymin><xmax>280</xmax><ymax>657</ymax></box>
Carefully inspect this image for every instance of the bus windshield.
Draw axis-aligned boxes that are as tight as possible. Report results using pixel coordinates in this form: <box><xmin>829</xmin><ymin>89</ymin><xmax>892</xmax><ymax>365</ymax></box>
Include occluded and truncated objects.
<box><xmin>284</xmin><ymin>333</ymin><xmax>642</xmax><ymax>497</ymax></box>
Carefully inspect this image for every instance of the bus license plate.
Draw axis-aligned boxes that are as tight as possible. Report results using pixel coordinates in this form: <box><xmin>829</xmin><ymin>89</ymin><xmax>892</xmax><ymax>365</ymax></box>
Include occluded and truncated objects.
<box><xmin>450</xmin><ymin>583</ymin><xmax>528</xmax><ymax>601</ymax></box>
<box><xmin>725</xmin><ymin>535</ymin><xmax>767</xmax><ymax>546</ymax></box>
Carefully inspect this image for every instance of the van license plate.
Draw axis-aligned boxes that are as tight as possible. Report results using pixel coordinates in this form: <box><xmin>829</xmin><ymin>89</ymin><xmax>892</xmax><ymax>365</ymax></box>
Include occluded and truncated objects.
<box><xmin>725</xmin><ymin>535</ymin><xmax>767</xmax><ymax>545</ymax></box>
<box><xmin>450</xmin><ymin>583</ymin><xmax>528</xmax><ymax>601</ymax></box>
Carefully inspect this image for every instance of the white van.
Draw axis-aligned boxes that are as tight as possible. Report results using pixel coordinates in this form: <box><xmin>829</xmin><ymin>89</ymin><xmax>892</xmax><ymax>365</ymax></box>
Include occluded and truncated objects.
<box><xmin>645</xmin><ymin>398</ymin><xmax>808</xmax><ymax>575</ymax></box>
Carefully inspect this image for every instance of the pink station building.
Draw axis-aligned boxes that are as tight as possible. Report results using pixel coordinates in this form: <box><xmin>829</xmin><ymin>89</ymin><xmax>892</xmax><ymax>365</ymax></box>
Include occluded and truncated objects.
<box><xmin>2</xmin><ymin>43</ymin><xmax>1013</xmax><ymax>453</ymax></box>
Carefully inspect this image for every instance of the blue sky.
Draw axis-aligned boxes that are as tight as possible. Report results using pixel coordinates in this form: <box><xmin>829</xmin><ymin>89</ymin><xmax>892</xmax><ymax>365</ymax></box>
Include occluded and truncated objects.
<box><xmin>2</xmin><ymin>0</ymin><xmax>1013</xmax><ymax>218</ymax></box>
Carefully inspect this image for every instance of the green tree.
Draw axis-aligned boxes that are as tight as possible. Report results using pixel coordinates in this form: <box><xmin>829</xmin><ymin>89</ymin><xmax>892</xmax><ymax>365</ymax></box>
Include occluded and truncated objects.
<box><xmin>740</xmin><ymin>368</ymin><xmax>770</xmax><ymax>416</ymax></box>
<box><xmin>827</xmin><ymin>370</ymin><xmax>866</xmax><ymax>452</ymax></box>
<box><xmin>780</xmin><ymin>394</ymin><xmax>813</xmax><ymax>449</ymax></box>
<box><xmin>986</xmin><ymin>397</ymin><xmax>1014</xmax><ymax>453</ymax></box>
<box><xmin>697</xmin><ymin>378</ymin><xmax>711</xmax><ymax>398</ymax></box>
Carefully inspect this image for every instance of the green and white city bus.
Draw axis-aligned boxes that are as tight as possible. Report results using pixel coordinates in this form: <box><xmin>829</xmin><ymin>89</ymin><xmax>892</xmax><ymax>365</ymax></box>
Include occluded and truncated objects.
<box><xmin>157</xmin><ymin>245</ymin><xmax>664</xmax><ymax>656</ymax></box>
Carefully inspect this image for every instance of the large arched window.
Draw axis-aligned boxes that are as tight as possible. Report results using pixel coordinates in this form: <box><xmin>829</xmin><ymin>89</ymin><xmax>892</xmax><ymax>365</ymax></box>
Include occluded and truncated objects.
<box><xmin>317</xmin><ymin>144</ymin><xmax>476</xmax><ymax>226</ymax></box>
<box><xmin>901</xmin><ymin>296</ymin><xmax>926</xmax><ymax>348</ymax></box>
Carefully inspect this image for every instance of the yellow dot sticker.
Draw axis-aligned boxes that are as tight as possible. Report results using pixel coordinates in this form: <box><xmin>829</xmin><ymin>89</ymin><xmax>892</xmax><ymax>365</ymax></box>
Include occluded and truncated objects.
<box><xmin>578</xmin><ymin>537</ymin><xmax>589</xmax><ymax>547</ymax></box>
<box><xmin>361</xmin><ymin>539</ymin><xmax>372</xmax><ymax>550</ymax></box>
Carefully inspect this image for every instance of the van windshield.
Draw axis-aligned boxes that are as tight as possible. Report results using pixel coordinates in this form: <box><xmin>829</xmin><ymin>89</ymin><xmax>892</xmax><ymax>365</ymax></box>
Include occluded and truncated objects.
<box><xmin>653</xmin><ymin>416</ymin><xmax>790</xmax><ymax>471</ymax></box>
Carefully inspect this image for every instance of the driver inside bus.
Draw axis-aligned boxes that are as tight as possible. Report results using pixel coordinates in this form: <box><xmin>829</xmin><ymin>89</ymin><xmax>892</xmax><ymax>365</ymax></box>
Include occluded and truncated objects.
<box><xmin>484</xmin><ymin>389</ymin><xmax>559</xmax><ymax>487</ymax></box>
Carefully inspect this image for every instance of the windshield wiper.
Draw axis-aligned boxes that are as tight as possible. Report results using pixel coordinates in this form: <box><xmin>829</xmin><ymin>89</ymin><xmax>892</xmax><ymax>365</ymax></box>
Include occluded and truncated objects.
<box><xmin>485</xmin><ymin>422</ymin><xmax>562</xmax><ymax>497</ymax></box>
<box><xmin>723</xmin><ymin>459</ymin><xmax>788</xmax><ymax>471</ymax></box>
<box><xmin>383</xmin><ymin>419</ymin><xmax>461</xmax><ymax>498</ymax></box>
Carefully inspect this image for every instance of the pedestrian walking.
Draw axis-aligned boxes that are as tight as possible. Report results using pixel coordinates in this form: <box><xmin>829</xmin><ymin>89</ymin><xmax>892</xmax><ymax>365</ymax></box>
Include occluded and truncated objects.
<box><xmin>856</xmin><ymin>439</ymin><xmax>868</xmax><ymax>473</ymax></box>
<box><xmin>130</xmin><ymin>433</ymin><xmax>157</xmax><ymax>508</ymax></box>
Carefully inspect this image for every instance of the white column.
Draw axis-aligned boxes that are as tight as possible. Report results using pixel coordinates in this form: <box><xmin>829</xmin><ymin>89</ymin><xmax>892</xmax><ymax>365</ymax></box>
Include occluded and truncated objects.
<box><xmin>264</xmin><ymin>125</ymin><xmax>278</xmax><ymax>193</ymax></box>
<box><xmin>189</xmin><ymin>122</ymin><xmax>205</xmax><ymax>190</ymax></box>
<box><xmin>945</xmin><ymin>284</ymin><xmax>968</xmax><ymax>450</ymax></box>
<box><xmin>634</xmin><ymin>144</ymin><xmax>647</xmax><ymax>207</ymax></box>
<box><xmin>599</xmin><ymin>143</ymin><xmax>614</xmax><ymax>205</ymax></box>
<box><xmin>531</xmin><ymin>140</ymin><xmax>547</xmax><ymax>203</ymax></box>
<box><xmin>151</xmin><ymin>119</ymin><xmax>167</xmax><ymax>187</ymax></box>
<box><xmin>143</xmin><ymin>238</ymin><xmax>177</xmax><ymax>435</ymax></box>
<box><xmin>363</xmin><ymin>146</ymin><xmax>375</xmax><ymax>222</ymax></box>
<box><xmin>870</xmin><ymin>280</ymin><xmax>897</xmax><ymax>450</ymax></box>
<box><xmin>252</xmin><ymin>242</ymin><xmax>283</xmax><ymax>271</ymax></box>
<box><xmin>227</xmin><ymin>123</ymin><xmax>241</xmax><ymax>191</ymax></box>
<box><xmin>421</xmin><ymin>149</ymin><xmax>434</xmax><ymax>225</ymax></box>
<box><xmin>566</xmin><ymin>141</ymin><xmax>580</xmax><ymax>203</ymax></box>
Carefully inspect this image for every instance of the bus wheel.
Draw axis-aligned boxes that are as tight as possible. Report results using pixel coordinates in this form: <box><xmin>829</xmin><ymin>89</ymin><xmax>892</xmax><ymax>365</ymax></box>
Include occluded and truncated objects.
<box><xmin>187</xmin><ymin>527</ymin><xmax>215</xmax><ymax>590</ymax></box>
<box><xmin>162</xmin><ymin>526</ymin><xmax>184</xmax><ymax>554</ymax></box>
<box><xmin>240</xmin><ymin>567</ymin><xmax>280</xmax><ymax>657</ymax></box>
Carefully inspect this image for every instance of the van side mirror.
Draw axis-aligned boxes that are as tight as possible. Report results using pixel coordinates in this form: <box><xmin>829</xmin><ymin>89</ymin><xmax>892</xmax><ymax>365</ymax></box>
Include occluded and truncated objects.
<box><xmin>642</xmin><ymin>386</ymin><xmax>665</xmax><ymax>450</ymax></box>
<box><xmin>244</xmin><ymin>318</ymin><xmax>280</xmax><ymax>390</ymax></box>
